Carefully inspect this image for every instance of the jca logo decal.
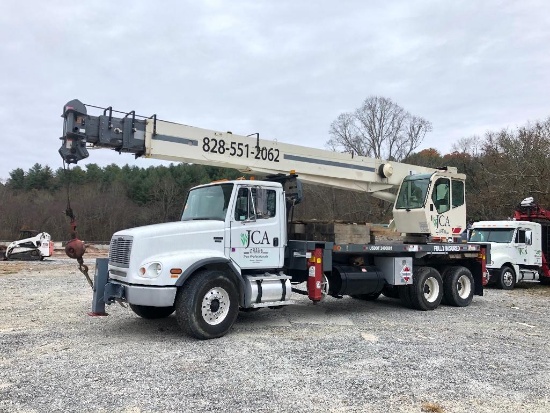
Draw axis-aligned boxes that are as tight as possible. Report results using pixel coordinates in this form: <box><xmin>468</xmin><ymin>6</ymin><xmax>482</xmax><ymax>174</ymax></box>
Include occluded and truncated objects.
<box><xmin>240</xmin><ymin>230</ymin><xmax>270</xmax><ymax>248</ymax></box>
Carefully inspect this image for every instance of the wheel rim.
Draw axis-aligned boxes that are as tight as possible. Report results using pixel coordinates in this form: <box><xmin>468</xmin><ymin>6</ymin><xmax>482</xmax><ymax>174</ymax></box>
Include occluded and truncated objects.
<box><xmin>423</xmin><ymin>276</ymin><xmax>440</xmax><ymax>303</ymax></box>
<box><xmin>321</xmin><ymin>274</ymin><xmax>330</xmax><ymax>297</ymax></box>
<box><xmin>456</xmin><ymin>274</ymin><xmax>472</xmax><ymax>299</ymax></box>
<box><xmin>201</xmin><ymin>287</ymin><xmax>230</xmax><ymax>325</ymax></box>
<box><xmin>503</xmin><ymin>270</ymin><xmax>513</xmax><ymax>287</ymax></box>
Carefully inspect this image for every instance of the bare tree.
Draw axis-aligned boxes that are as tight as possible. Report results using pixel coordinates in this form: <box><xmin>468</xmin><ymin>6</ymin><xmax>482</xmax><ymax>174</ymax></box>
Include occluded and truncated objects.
<box><xmin>328</xmin><ymin>96</ymin><xmax>432</xmax><ymax>161</ymax></box>
<box><xmin>149</xmin><ymin>175</ymin><xmax>182</xmax><ymax>222</ymax></box>
<box><xmin>451</xmin><ymin>136</ymin><xmax>482</xmax><ymax>157</ymax></box>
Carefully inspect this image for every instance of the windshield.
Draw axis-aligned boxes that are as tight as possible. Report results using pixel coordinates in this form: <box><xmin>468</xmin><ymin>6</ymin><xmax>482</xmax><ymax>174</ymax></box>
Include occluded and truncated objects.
<box><xmin>469</xmin><ymin>228</ymin><xmax>515</xmax><ymax>243</ymax></box>
<box><xmin>395</xmin><ymin>174</ymin><xmax>431</xmax><ymax>209</ymax></box>
<box><xmin>181</xmin><ymin>183</ymin><xmax>234</xmax><ymax>221</ymax></box>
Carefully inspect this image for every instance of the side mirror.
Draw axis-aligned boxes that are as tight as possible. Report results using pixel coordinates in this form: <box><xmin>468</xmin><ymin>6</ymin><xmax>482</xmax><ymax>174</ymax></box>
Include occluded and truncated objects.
<box><xmin>525</xmin><ymin>231</ymin><xmax>532</xmax><ymax>245</ymax></box>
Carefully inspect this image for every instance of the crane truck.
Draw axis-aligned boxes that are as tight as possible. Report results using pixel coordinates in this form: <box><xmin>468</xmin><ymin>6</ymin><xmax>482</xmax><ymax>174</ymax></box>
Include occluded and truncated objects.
<box><xmin>469</xmin><ymin>197</ymin><xmax>550</xmax><ymax>289</ymax></box>
<box><xmin>58</xmin><ymin>99</ymin><xmax>489</xmax><ymax>339</ymax></box>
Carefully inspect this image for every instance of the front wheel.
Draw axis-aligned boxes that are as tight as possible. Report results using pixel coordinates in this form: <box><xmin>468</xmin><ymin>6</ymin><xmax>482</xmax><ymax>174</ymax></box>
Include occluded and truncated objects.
<box><xmin>176</xmin><ymin>269</ymin><xmax>239</xmax><ymax>340</ymax></box>
<box><xmin>442</xmin><ymin>266</ymin><xmax>474</xmax><ymax>307</ymax></box>
<box><xmin>129</xmin><ymin>304</ymin><xmax>175</xmax><ymax>319</ymax></box>
<box><xmin>496</xmin><ymin>266</ymin><xmax>515</xmax><ymax>290</ymax></box>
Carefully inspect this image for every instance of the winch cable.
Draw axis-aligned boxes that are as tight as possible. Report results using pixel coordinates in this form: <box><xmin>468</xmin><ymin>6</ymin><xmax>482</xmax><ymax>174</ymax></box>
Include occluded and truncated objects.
<box><xmin>62</xmin><ymin>160</ymin><xmax>92</xmax><ymax>288</ymax></box>
<box><xmin>63</xmin><ymin>160</ymin><xmax>77</xmax><ymax>234</ymax></box>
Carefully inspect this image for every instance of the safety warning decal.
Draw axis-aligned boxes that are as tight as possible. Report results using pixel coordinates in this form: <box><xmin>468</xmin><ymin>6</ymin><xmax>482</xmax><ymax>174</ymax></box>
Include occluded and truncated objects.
<box><xmin>400</xmin><ymin>265</ymin><xmax>412</xmax><ymax>284</ymax></box>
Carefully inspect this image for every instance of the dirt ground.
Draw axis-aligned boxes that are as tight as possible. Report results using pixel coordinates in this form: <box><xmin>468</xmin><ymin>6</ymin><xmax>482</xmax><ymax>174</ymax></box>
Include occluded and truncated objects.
<box><xmin>1</xmin><ymin>254</ymin><xmax>550</xmax><ymax>412</ymax></box>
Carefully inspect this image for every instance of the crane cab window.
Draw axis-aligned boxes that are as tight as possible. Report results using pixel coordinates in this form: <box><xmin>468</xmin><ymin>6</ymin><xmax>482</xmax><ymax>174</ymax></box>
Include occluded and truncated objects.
<box><xmin>235</xmin><ymin>187</ymin><xmax>276</xmax><ymax>221</ymax></box>
<box><xmin>395</xmin><ymin>174</ymin><xmax>431</xmax><ymax>210</ymax></box>
<box><xmin>432</xmin><ymin>178</ymin><xmax>450</xmax><ymax>214</ymax></box>
<box><xmin>451</xmin><ymin>179</ymin><xmax>465</xmax><ymax>208</ymax></box>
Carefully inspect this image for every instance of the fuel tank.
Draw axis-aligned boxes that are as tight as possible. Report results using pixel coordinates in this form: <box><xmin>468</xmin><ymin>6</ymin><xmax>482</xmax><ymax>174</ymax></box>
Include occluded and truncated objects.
<box><xmin>330</xmin><ymin>264</ymin><xmax>384</xmax><ymax>296</ymax></box>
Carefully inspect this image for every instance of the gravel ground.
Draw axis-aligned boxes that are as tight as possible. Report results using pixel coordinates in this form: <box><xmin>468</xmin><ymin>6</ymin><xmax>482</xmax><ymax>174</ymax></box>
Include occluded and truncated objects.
<box><xmin>1</xmin><ymin>256</ymin><xmax>550</xmax><ymax>413</ymax></box>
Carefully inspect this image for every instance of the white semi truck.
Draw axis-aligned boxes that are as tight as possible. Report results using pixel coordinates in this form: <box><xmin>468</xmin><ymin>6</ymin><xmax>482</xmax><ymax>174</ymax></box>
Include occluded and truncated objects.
<box><xmin>59</xmin><ymin>99</ymin><xmax>489</xmax><ymax>339</ymax></box>
<box><xmin>469</xmin><ymin>198</ymin><xmax>550</xmax><ymax>289</ymax></box>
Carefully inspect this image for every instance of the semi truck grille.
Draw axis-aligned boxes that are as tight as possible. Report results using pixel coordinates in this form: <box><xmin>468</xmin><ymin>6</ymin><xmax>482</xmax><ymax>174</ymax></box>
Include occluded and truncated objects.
<box><xmin>109</xmin><ymin>236</ymin><xmax>133</xmax><ymax>268</ymax></box>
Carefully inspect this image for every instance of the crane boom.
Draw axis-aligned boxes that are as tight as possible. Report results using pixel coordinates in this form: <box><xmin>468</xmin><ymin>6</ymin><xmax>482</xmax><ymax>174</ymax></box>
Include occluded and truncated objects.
<box><xmin>59</xmin><ymin>100</ymin><xmax>435</xmax><ymax>200</ymax></box>
<box><xmin>59</xmin><ymin>99</ymin><xmax>467</xmax><ymax>239</ymax></box>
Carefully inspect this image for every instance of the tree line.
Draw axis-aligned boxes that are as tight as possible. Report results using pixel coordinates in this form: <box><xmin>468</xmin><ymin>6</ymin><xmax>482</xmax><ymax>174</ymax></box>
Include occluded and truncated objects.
<box><xmin>1</xmin><ymin>98</ymin><xmax>548</xmax><ymax>242</ymax></box>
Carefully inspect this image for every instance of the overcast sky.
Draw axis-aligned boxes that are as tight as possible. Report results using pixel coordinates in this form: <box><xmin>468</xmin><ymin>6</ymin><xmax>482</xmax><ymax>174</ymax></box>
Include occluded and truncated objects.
<box><xmin>1</xmin><ymin>0</ymin><xmax>549</xmax><ymax>181</ymax></box>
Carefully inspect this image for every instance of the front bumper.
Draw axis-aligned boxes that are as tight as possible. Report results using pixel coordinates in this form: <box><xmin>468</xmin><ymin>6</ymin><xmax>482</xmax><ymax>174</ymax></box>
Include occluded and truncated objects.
<box><xmin>106</xmin><ymin>281</ymin><xmax>177</xmax><ymax>307</ymax></box>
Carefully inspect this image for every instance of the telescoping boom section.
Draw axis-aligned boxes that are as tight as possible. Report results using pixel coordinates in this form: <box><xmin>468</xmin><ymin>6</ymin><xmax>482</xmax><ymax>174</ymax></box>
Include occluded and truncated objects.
<box><xmin>59</xmin><ymin>100</ymin><xmax>467</xmax><ymax>239</ymax></box>
<box><xmin>59</xmin><ymin>100</ymin><xmax>435</xmax><ymax>195</ymax></box>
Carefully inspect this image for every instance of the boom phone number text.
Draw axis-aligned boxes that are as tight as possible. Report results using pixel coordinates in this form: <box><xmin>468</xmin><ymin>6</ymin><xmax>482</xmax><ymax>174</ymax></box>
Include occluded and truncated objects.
<box><xmin>202</xmin><ymin>137</ymin><xmax>280</xmax><ymax>162</ymax></box>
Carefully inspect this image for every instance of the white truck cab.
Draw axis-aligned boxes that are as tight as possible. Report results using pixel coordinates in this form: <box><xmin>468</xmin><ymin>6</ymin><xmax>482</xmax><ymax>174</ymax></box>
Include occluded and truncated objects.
<box><xmin>469</xmin><ymin>220</ymin><xmax>542</xmax><ymax>289</ymax></box>
<box><xmin>107</xmin><ymin>180</ymin><xmax>290</xmax><ymax>309</ymax></box>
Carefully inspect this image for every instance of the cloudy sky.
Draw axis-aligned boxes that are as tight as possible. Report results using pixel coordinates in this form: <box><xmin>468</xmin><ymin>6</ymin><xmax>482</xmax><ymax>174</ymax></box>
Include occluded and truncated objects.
<box><xmin>1</xmin><ymin>0</ymin><xmax>549</xmax><ymax>181</ymax></box>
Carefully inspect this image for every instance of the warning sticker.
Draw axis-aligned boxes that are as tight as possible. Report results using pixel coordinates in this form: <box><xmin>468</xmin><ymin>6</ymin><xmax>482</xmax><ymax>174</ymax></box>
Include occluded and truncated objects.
<box><xmin>400</xmin><ymin>265</ymin><xmax>412</xmax><ymax>284</ymax></box>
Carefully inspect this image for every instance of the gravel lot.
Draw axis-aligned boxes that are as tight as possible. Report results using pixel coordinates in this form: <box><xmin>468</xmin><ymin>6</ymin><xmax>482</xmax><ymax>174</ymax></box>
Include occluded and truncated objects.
<box><xmin>1</xmin><ymin>256</ymin><xmax>550</xmax><ymax>413</ymax></box>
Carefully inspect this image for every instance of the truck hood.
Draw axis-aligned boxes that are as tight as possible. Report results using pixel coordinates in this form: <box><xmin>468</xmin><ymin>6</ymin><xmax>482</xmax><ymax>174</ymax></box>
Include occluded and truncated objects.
<box><xmin>112</xmin><ymin>220</ymin><xmax>226</xmax><ymax>261</ymax></box>
<box><xmin>114</xmin><ymin>220</ymin><xmax>224</xmax><ymax>239</ymax></box>
<box><xmin>476</xmin><ymin>243</ymin><xmax>513</xmax><ymax>268</ymax></box>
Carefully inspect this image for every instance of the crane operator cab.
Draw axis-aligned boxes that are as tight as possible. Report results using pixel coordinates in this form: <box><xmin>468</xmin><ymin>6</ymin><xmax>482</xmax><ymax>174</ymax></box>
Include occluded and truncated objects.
<box><xmin>393</xmin><ymin>168</ymin><xmax>466</xmax><ymax>242</ymax></box>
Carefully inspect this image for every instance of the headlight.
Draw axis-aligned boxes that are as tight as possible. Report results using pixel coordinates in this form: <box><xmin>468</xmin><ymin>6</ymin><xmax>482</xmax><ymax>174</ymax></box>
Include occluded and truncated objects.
<box><xmin>139</xmin><ymin>262</ymin><xmax>163</xmax><ymax>278</ymax></box>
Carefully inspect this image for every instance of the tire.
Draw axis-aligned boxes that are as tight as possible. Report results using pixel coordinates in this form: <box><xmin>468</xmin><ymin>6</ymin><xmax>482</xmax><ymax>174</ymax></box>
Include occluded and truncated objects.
<box><xmin>350</xmin><ymin>292</ymin><xmax>381</xmax><ymax>301</ymax></box>
<box><xmin>409</xmin><ymin>266</ymin><xmax>443</xmax><ymax>311</ymax></box>
<box><xmin>175</xmin><ymin>269</ymin><xmax>239</xmax><ymax>340</ymax></box>
<box><xmin>382</xmin><ymin>285</ymin><xmax>400</xmax><ymax>299</ymax></box>
<box><xmin>496</xmin><ymin>266</ymin><xmax>515</xmax><ymax>290</ymax></box>
<box><xmin>129</xmin><ymin>304</ymin><xmax>175</xmax><ymax>319</ymax></box>
<box><xmin>442</xmin><ymin>266</ymin><xmax>474</xmax><ymax>307</ymax></box>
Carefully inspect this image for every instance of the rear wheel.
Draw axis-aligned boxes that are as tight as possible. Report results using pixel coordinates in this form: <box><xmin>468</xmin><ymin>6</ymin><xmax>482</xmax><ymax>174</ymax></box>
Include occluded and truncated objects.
<box><xmin>409</xmin><ymin>266</ymin><xmax>443</xmax><ymax>311</ymax></box>
<box><xmin>176</xmin><ymin>269</ymin><xmax>239</xmax><ymax>340</ymax></box>
<box><xmin>496</xmin><ymin>266</ymin><xmax>515</xmax><ymax>290</ymax></box>
<box><xmin>129</xmin><ymin>304</ymin><xmax>175</xmax><ymax>319</ymax></box>
<box><xmin>442</xmin><ymin>266</ymin><xmax>474</xmax><ymax>307</ymax></box>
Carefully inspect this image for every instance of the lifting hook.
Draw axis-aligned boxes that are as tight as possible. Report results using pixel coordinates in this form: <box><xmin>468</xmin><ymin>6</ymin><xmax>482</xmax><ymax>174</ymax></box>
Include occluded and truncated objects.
<box><xmin>64</xmin><ymin>206</ymin><xmax>93</xmax><ymax>289</ymax></box>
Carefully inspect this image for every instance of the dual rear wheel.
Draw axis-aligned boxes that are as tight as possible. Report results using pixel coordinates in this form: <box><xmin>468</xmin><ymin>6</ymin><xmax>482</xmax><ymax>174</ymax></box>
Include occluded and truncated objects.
<box><xmin>399</xmin><ymin>265</ymin><xmax>474</xmax><ymax>310</ymax></box>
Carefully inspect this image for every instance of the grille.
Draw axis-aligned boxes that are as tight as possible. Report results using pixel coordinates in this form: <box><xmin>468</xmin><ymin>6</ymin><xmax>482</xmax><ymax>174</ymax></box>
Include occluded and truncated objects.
<box><xmin>109</xmin><ymin>236</ymin><xmax>133</xmax><ymax>268</ymax></box>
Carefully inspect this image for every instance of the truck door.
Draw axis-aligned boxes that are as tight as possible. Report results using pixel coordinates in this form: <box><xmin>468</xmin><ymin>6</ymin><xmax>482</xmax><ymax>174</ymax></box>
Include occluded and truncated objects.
<box><xmin>519</xmin><ymin>226</ymin><xmax>540</xmax><ymax>266</ymax></box>
<box><xmin>514</xmin><ymin>229</ymin><xmax>531</xmax><ymax>265</ymax></box>
<box><xmin>229</xmin><ymin>185</ymin><xmax>284</xmax><ymax>270</ymax></box>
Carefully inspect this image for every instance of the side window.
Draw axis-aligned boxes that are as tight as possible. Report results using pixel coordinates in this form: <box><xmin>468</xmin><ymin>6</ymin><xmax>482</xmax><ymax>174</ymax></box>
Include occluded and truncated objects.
<box><xmin>431</xmin><ymin>178</ymin><xmax>450</xmax><ymax>214</ymax></box>
<box><xmin>252</xmin><ymin>188</ymin><xmax>276</xmax><ymax>219</ymax></box>
<box><xmin>234</xmin><ymin>187</ymin><xmax>276</xmax><ymax>221</ymax></box>
<box><xmin>451</xmin><ymin>179</ymin><xmax>465</xmax><ymax>208</ymax></box>
<box><xmin>515</xmin><ymin>230</ymin><xmax>526</xmax><ymax>244</ymax></box>
<box><xmin>235</xmin><ymin>188</ymin><xmax>252</xmax><ymax>221</ymax></box>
